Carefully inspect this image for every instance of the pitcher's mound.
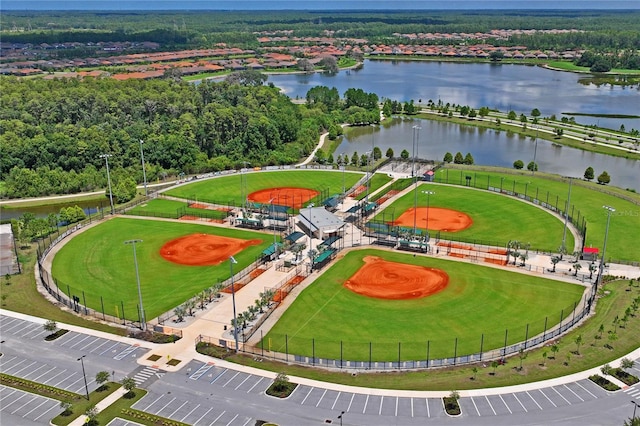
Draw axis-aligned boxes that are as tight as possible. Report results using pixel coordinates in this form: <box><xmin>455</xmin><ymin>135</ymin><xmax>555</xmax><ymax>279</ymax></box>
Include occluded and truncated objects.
<box><xmin>344</xmin><ymin>256</ymin><xmax>449</xmax><ymax>300</ymax></box>
<box><xmin>160</xmin><ymin>233</ymin><xmax>261</xmax><ymax>266</ymax></box>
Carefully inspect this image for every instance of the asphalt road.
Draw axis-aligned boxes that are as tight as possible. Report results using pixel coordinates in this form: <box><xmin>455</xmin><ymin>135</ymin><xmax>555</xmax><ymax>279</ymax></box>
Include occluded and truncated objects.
<box><xmin>1</xmin><ymin>313</ymin><xmax>639</xmax><ymax>425</ymax></box>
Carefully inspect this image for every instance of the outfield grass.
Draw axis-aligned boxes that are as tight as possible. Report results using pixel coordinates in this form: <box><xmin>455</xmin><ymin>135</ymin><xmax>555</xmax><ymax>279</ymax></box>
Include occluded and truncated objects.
<box><xmin>355</xmin><ymin>172</ymin><xmax>393</xmax><ymax>200</ymax></box>
<box><xmin>263</xmin><ymin>249</ymin><xmax>584</xmax><ymax>361</ymax></box>
<box><xmin>373</xmin><ymin>183</ymin><xmax>574</xmax><ymax>252</ymax></box>
<box><xmin>126</xmin><ymin>198</ymin><xmax>227</xmax><ymax>220</ymax></box>
<box><xmin>164</xmin><ymin>170</ymin><xmax>363</xmax><ymax>208</ymax></box>
<box><xmin>51</xmin><ymin>217</ymin><xmax>272</xmax><ymax>320</ymax></box>
<box><xmin>436</xmin><ymin>166</ymin><xmax>640</xmax><ymax>262</ymax></box>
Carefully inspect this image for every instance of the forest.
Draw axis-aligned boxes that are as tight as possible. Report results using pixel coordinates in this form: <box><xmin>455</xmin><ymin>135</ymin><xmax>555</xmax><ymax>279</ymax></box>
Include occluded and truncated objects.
<box><xmin>0</xmin><ymin>72</ymin><xmax>381</xmax><ymax>198</ymax></box>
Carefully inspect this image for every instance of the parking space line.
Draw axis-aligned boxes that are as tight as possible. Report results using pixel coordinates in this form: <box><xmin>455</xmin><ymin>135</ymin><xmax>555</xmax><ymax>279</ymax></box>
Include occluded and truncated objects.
<box><xmin>410</xmin><ymin>397</ymin><xmax>413</xmax><ymax>417</ymax></box>
<box><xmin>22</xmin><ymin>364</ymin><xmax>47</xmax><ymax>379</ymax></box>
<box><xmin>425</xmin><ymin>398</ymin><xmax>430</xmax><ymax>418</ymax></box>
<box><xmin>33</xmin><ymin>400</ymin><xmax>62</xmax><ymax>421</ymax></box>
<box><xmin>65</xmin><ymin>376</ymin><xmax>86</xmax><ymax>391</ymax></box>
<box><xmin>2</xmin><ymin>359</ymin><xmax>27</xmax><ymax>373</ymax></box>
<box><xmin>316</xmin><ymin>389</ymin><xmax>327</xmax><ymax>407</ymax></box>
<box><xmin>211</xmin><ymin>369</ymin><xmax>227</xmax><ymax>384</ymax></box>
<box><xmin>395</xmin><ymin>396</ymin><xmax>399</xmax><ymax>417</ymax></box>
<box><xmin>22</xmin><ymin>399</ymin><xmax>50</xmax><ymax>417</ymax></box>
<box><xmin>470</xmin><ymin>396</ymin><xmax>481</xmax><ymax>416</ymax></box>
<box><xmin>347</xmin><ymin>393</ymin><xmax>355</xmax><ymax>412</ymax></box>
<box><xmin>11</xmin><ymin>394</ymin><xmax>37</xmax><ymax>414</ymax></box>
<box><xmin>4</xmin><ymin>320</ymin><xmax>26</xmax><ymax>332</ymax></box>
<box><xmin>32</xmin><ymin>366</ymin><xmax>57</xmax><ymax>382</ymax></box>
<box><xmin>168</xmin><ymin>401</ymin><xmax>188</xmax><ymax>418</ymax></box>
<box><xmin>485</xmin><ymin>396</ymin><xmax>497</xmax><ymax>415</ymax></box>
<box><xmin>0</xmin><ymin>355</ymin><xmax>17</xmax><ymax>366</ymax></box>
<box><xmin>113</xmin><ymin>345</ymin><xmax>139</xmax><ymax>360</ymax></box>
<box><xmin>29</xmin><ymin>330</ymin><xmax>48</xmax><ymax>339</ymax></box>
<box><xmin>3</xmin><ymin>392</ymin><xmax>28</xmax><ymax>410</ymax></box>
<box><xmin>378</xmin><ymin>396</ymin><xmax>384</xmax><ymax>416</ymax></box>
<box><xmin>222</xmin><ymin>371</ymin><xmax>240</xmax><ymax>387</ymax></box>
<box><xmin>241</xmin><ymin>418</ymin><xmax>252</xmax><ymax>426</ymax></box>
<box><xmin>51</xmin><ymin>371</ymin><xmax>76</xmax><ymax>388</ymax></box>
<box><xmin>190</xmin><ymin>363</ymin><xmax>214</xmax><ymax>380</ymax></box>
<box><xmin>300</xmin><ymin>387</ymin><xmax>314</xmax><ymax>405</ymax></box>
<box><xmin>538</xmin><ymin>389</ymin><xmax>557</xmax><ymax>407</ymax></box>
<box><xmin>564</xmin><ymin>384</ymin><xmax>584</xmax><ymax>401</ymax></box>
<box><xmin>498</xmin><ymin>394</ymin><xmax>512</xmax><ymax>414</ymax></box>
<box><xmin>180</xmin><ymin>403</ymin><xmax>200</xmax><ymax>422</ymax></box>
<box><xmin>362</xmin><ymin>394</ymin><xmax>369</xmax><ymax>413</ymax></box>
<box><xmin>210</xmin><ymin>410</ymin><xmax>226</xmax><ymax>425</ymax></box>
<box><xmin>526</xmin><ymin>391</ymin><xmax>543</xmax><ymax>410</ymax></box>
<box><xmin>58</xmin><ymin>332</ymin><xmax>83</xmax><ymax>346</ymax></box>
<box><xmin>575</xmin><ymin>381</ymin><xmax>597</xmax><ymax>399</ymax></box>
<box><xmin>99</xmin><ymin>341</ymin><xmax>120</xmax><ymax>356</ymax></box>
<box><xmin>225</xmin><ymin>414</ymin><xmax>238</xmax><ymax>426</ymax></box>
<box><xmin>234</xmin><ymin>375</ymin><xmax>251</xmax><ymax>391</ymax></box>
<box><xmin>512</xmin><ymin>393</ymin><xmax>528</xmax><ymax>412</ymax></box>
<box><xmin>247</xmin><ymin>377</ymin><xmax>263</xmax><ymax>393</ymax></box>
<box><xmin>331</xmin><ymin>392</ymin><xmax>341</xmax><ymax>410</ymax></box>
<box><xmin>79</xmin><ymin>337</ymin><xmax>101</xmax><ymax>351</ymax></box>
<box><xmin>551</xmin><ymin>386</ymin><xmax>571</xmax><ymax>404</ymax></box>
<box><xmin>1</xmin><ymin>317</ymin><xmax>18</xmax><ymax>328</ymax></box>
<box><xmin>89</xmin><ymin>339</ymin><xmax>110</xmax><ymax>353</ymax></box>
<box><xmin>156</xmin><ymin>396</ymin><xmax>176</xmax><ymax>415</ymax></box>
<box><xmin>12</xmin><ymin>360</ymin><xmax>37</xmax><ymax>376</ymax></box>
<box><xmin>139</xmin><ymin>394</ymin><xmax>164</xmax><ymax>411</ymax></box>
<box><xmin>74</xmin><ymin>378</ymin><xmax>96</xmax><ymax>394</ymax></box>
<box><xmin>44</xmin><ymin>369</ymin><xmax>67</xmax><ymax>386</ymax></box>
<box><xmin>22</xmin><ymin>326</ymin><xmax>44</xmax><ymax>338</ymax></box>
<box><xmin>0</xmin><ymin>388</ymin><xmax>17</xmax><ymax>402</ymax></box>
<box><xmin>192</xmin><ymin>406</ymin><xmax>213</xmax><ymax>425</ymax></box>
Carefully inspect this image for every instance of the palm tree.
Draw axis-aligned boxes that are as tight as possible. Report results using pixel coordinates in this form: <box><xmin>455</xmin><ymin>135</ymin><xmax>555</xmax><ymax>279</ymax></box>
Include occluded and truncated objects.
<box><xmin>589</xmin><ymin>262</ymin><xmax>597</xmax><ymax>280</ymax></box>
<box><xmin>597</xmin><ymin>323</ymin><xmax>605</xmax><ymax>339</ymax></box>
<box><xmin>550</xmin><ymin>344</ymin><xmax>559</xmax><ymax>359</ymax></box>
<box><xmin>542</xmin><ymin>351</ymin><xmax>548</xmax><ymax>366</ymax></box>
<box><xmin>174</xmin><ymin>305</ymin><xmax>186</xmax><ymax>322</ymax></box>
<box><xmin>573</xmin><ymin>262</ymin><xmax>582</xmax><ymax>276</ymax></box>
<box><xmin>184</xmin><ymin>300</ymin><xmax>196</xmax><ymax>316</ymax></box>
<box><xmin>490</xmin><ymin>360</ymin><xmax>499</xmax><ymax>375</ymax></box>
<box><xmin>574</xmin><ymin>334</ymin><xmax>583</xmax><ymax>355</ymax></box>
<box><xmin>197</xmin><ymin>291</ymin><xmax>207</xmax><ymax>310</ymax></box>
<box><xmin>471</xmin><ymin>367</ymin><xmax>478</xmax><ymax>380</ymax></box>
<box><xmin>519</xmin><ymin>253</ymin><xmax>528</xmax><ymax>267</ymax></box>
<box><xmin>550</xmin><ymin>255</ymin><xmax>561</xmax><ymax>272</ymax></box>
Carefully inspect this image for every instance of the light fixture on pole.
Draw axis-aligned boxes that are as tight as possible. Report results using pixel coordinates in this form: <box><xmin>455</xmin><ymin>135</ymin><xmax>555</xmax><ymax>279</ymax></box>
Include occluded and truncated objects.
<box><xmin>77</xmin><ymin>355</ymin><xmax>90</xmax><ymax>400</ymax></box>
<box><xmin>422</xmin><ymin>191</ymin><xmax>435</xmax><ymax>231</ymax></box>
<box><xmin>241</xmin><ymin>161</ymin><xmax>251</xmax><ymax>210</ymax></box>
<box><xmin>268</xmin><ymin>198</ymin><xmax>278</xmax><ymax>256</ymax></box>
<box><xmin>337</xmin><ymin>411</ymin><xmax>345</xmax><ymax>426</ymax></box>
<box><xmin>139</xmin><ymin>139</ymin><xmax>148</xmax><ymax>197</ymax></box>
<box><xmin>632</xmin><ymin>400</ymin><xmax>639</xmax><ymax>421</ymax></box>
<box><xmin>340</xmin><ymin>152</ymin><xmax>346</xmax><ymax>197</ymax></box>
<box><xmin>229</xmin><ymin>256</ymin><xmax>239</xmax><ymax>353</ymax></box>
<box><xmin>531</xmin><ymin>126</ymin><xmax>538</xmax><ymax>176</ymax></box>
<box><xmin>364</xmin><ymin>151</ymin><xmax>372</xmax><ymax>204</ymax></box>
<box><xmin>99</xmin><ymin>154</ymin><xmax>114</xmax><ymax>215</ymax></box>
<box><xmin>595</xmin><ymin>206</ymin><xmax>615</xmax><ymax>299</ymax></box>
<box><xmin>124</xmin><ymin>239</ymin><xmax>146</xmax><ymax>331</ymax></box>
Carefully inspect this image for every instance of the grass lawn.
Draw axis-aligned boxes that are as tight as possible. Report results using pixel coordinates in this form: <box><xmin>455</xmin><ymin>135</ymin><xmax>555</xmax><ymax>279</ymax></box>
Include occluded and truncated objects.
<box><xmin>51</xmin><ymin>217</ymin><xmax>272</xmax><ymax>320</ymax></box>
<box><xmin>126</xmin><ymin>198</ymin><xmax>228</xmax><ymax>220</ymax></box>
<box><xmin>436</xmin><ymin>165</ymin><xmax>640</xmax><ymax>262</ymax></box>
<box><xmin>164</xmin><ymin>169</ymin><xmax>363</xmax><ymax>209</ymax></box>
<box><xmin>355</xmin><ymin>172</ymin><xmax>393</xmax><ymax>200</ymax></box>
<box><xmin>263</xmin><ymin>249</ymin><xmax>585</xmax><ymax>361</ymax></box>
<box><xmin>239</xmin><ymin>279</ymin><xmax>640</xmax><ymax>391</ymax></box>
<box><xmin>373</xmin><ymin>182</ymin><xmax>574</xmax><ymax>252</ymax></box>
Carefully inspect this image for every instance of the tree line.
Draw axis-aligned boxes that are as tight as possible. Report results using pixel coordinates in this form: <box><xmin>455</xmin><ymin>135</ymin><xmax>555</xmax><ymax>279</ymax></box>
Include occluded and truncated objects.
<box><xmin>0</xmin><ymin>73</ymin><xmax>381</xmax><ymax>199</ymax></box>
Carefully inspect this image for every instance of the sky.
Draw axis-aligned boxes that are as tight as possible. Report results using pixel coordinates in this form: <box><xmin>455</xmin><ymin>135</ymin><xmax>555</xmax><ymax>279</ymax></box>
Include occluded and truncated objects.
<box><xmin>2</xmin><ymin>1</ymin><xmax>639</xmax><ymax>10</ymax></box>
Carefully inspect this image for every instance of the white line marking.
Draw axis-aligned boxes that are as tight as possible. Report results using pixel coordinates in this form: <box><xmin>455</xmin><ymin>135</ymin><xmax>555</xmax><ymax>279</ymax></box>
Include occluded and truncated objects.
<box><xmin>22</xmin><ymin>399</ymin><xmax>49</xmax><ymax>417</ymax></box>
<box><xmin>538</xmin><ymin>389</ymin><xmax>557</xmax><ymax>407</ymax></box>
<box><xmin>140</xmin><ymin>394</ymin><xmax>164</xmax><ymax>411</ymax></box>
<box><xmin>234</xmin><ymin>375</ymin><xmax>251</xmax><ymax>390</ymax></box>
<box><xmin>379</xmin><ymin>396</ymin><xmax>384</xmax><ymax>416</ymax></box>
<box><xmin>551</xmin><ymin>386</ymin><xmax>571</xmax><ymax>404</ymax></box>
<box><xmin>222</xmin><ymin>372</ymin><xmax>240</xmax><ymax>387</ymax></box>
<box><xmin>498</xmin><ymin>394</ymin><xmax>512</xmax><ymax>414</ymax></box>
<box><xmin>426</xmin><ymin>398</ymin><xmax>430</xmax><ymax>418</ymax></box>
<box><xmin>225</xmin><ymin>413</ymin><xmax>239</xmax><ymax>426</ymax></box>
<box><xmin>347</xmin><ymin>393</ymin><xmax>355</xmax><ymax>412</ymax></box>
<box><xmin>410</xmin><ymin>397</ymin><xmax>414</xmax><ymax>417</ymax></box>
<box><xmin>51</xmin><ymin>371</ymin><xmax>75</xmax><ymax>388</ymax></box>
<box><xmin>181</xmin><ymin>404</ymin><xmax>201</xmax><ymax>422</ymax></box>
<box><xmin>575</xmin><ymin>381</ymin><xmax>597</xmax><ymax>399</ymax></box>
<box><xmin>192</xmin><ymin>407</ymin><xmax>213</xmax><ymax>425</ymax></box>
<box><xmin>301</xmin><ymin>387</ymin><xmax>314</xmax><ymax>405</ymax></box>
<box><xmin>247</xmin><ymin>377</ymin><xmax>264</xmax><ymax>393</ymax></box>
<box><xmin>564</xmin><ymin>384</ymin><xmax>584</xmax><ymax>402</ymax></box>
<box><xmin>98</xmin><ymin>341</ymin><xmax>120</xmax><ymax>355</ymax></box>
<box><xmin>485</xmin><ymin>396</ymin><xmax>497</xmax><ymax>415</ymax></box>
<box><xmin>470</xmin><ymin>396</ymin><xmax>481</xmax><ymax>416</ymax></box>
<box><xmin>316</xmin><ymin>389</ymin><xmax>327</xmax><ymax>407</ymax></box>
<box><xmin>33</xmin><ymin>400</ymin><xmax>60</xmax><ymax>421</ymax></box>
<box><xmin>362</xmin><ymin>394</ymin><xmax>369</xmax><ymax>413</ymax></box>
<box><xmin>168</xmin><ymin>400</ymin><xmax>188</xmax><ymax>418</ymax></box>
<box><xmin>12</xmin><ymin>361</ymin><xmax>37</xmax><ymax>375</ymax></box>
<box><xmin>331</xmin><ymin>391</ymin><xmax>341</xmax><ymax>410</ymax></box>
<box><xmin>11</xmin><ymin>394</ymin><xmax>37</xmax><ymax>414</ymax></box>
<box><xmin>209</xmin><ymin>410</ymin><xmax>225</xmax><ymax>426</ymax></box>
<box><xmin>155</xmin><ymin>396</ymin><xmax>176</xmax><ymax>415</ymax></box>
<box><xmin>512</xmin><ymin>393</ymin><xmax>528</xmax><ymax>412</ymax></box>
<box><xmin>22</xmin><ymin>364</ymin><xmax>47</xmax><ymax>379</ymax></box>
<box><xmin>526</xmin><ymin>391</ymin><xmax>543</xmax><ymax>410</ymax></box>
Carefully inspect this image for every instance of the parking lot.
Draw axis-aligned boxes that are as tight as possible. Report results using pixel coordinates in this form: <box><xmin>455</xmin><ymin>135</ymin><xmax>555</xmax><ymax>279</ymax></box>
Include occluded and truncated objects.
<box><xmin>0</xmin><ymin>384</ymin><xmax>61</xmax><ymax>425</ymax></box>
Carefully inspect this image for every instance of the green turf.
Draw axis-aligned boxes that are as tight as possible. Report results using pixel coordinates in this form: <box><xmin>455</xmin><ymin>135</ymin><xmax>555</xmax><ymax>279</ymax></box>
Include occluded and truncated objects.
<box><xmin>355</xmin><ymin>172</ymin><xmax>393</xmax><ymax>200</ymax></box>
<box><xmin>263</xmin><ymin>249</ymin><xmax>585</xmax><ymax>361</ymax></box>
<box><xmin>126</xmin><ymin>198</ymin><xmax>227</xmax><ymax>220</ymax></box>
<box><xmin>164</xmin><ymin>170</ymin><xmax>363</xmax><ymax>208</ymax></box>
<box><xmin>373</xmin><ymin>183</ymin><xmax>575</xmax><ymax>252</ymax></box>
<box><xmin>436</xmin><ymin>166</ymin><xmax>640</xmax><ymax>261</ymax></box>
<box><xmin>51</xmin><ymin>217</ymin><xmax>272</xmax><ymax>321</ymax></box>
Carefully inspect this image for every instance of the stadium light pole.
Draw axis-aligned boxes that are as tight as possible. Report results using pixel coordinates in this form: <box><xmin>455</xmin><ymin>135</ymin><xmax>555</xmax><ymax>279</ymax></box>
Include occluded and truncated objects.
<box><xmin>412</xmin><ymin>125</ymin><xmax>421</xmax><ymax>177</ymax></box>
<box><xmin>268</xmin><ymin>198</ymin><xmax>278</xmax><ymax>256</ymax></box>
<box><xmin>364</xmin><ymin>151</ymin><xmax>372</xmax><ymax>204</ymax></box>
<box><xmin>229</xmin><ymin>256</ymin><xmax>239</xmax><ymax>353</ymax></box>
<box><xmin>340</xmin><ymin>152</ymin><xmax>346</xmax><ymax>197</ymax></box>
<box><xmin>337</xmin><ymin>411</ymin><xmax>345</xmax><ymax>426</ymax></box>
<box><xmin>124</xmin><ymin>239</ymin><xmax>146</xmax><ymax>331</ymax></box>
<box><xmin>77</xmin><ymin>355</ymin><xmax>90</xmax><ymax>400</ymax></box>
<box><xmin>631</xmin><ymin>401</ymin><xmax>639</xmax><ymax>421</ymax></box>
<box><xmin>99</xmin><ymin>154</ymin><xmax>114</xmax><ymax>215</ymax></box>
<box><xmin>595</xmin><ymin>206</ymin><xmax>615</xmax><ymax>299</ymax></box>
<box><xmin>561</xmin><ymin>177</ymin><xmax>573</xmax><ymax>255</ymax></box>
<box><xmin>139</xmin><ymin>139</ymin><xmax>148</xmax><ymax>197</ymax></box>
<box><xmin>531</xmin><ymin>126</ymin><xmax>538</xmax><ymax>176</ymax></box>
<box><xmin>422</xmin><ymin>191</ymin><xmax>435</xmax><ymax>232</ymax></box>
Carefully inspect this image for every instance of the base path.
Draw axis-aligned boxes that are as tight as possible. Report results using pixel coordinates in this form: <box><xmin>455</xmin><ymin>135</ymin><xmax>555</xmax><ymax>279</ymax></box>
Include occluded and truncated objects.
<box><xmin>344</xmin><ymin>255</ymin><xmax>449</xmax><ymax>300</ymax></box>
<box><xmin>392</xmin><ymin>207</ymin><xmax>473</xmax><ymax>232</ymax></box>
<box><xmin>248</xmin><ymin>187</ymin><xmax>319</xmax><ymax>209</ymax></box>
<box><xmin>159</xmin><ymin>233</ymin><xmax>262</xmax><ymax>266</ymax></box>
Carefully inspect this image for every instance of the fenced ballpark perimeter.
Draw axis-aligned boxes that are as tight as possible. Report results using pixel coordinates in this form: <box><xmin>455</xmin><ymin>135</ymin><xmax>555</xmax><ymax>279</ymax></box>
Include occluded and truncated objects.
<box><xmin>38</xmin><ymin>166</ymin><xmax>635</xmax><ymax>369</ymax></box>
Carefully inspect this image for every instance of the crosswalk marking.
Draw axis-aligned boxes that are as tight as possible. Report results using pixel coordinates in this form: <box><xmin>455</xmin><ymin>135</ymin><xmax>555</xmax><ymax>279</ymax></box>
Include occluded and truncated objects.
<box><xmin>133</xmin><ymin>366</ymin><xmax>162</xmax><ymax>386</ymax></box>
